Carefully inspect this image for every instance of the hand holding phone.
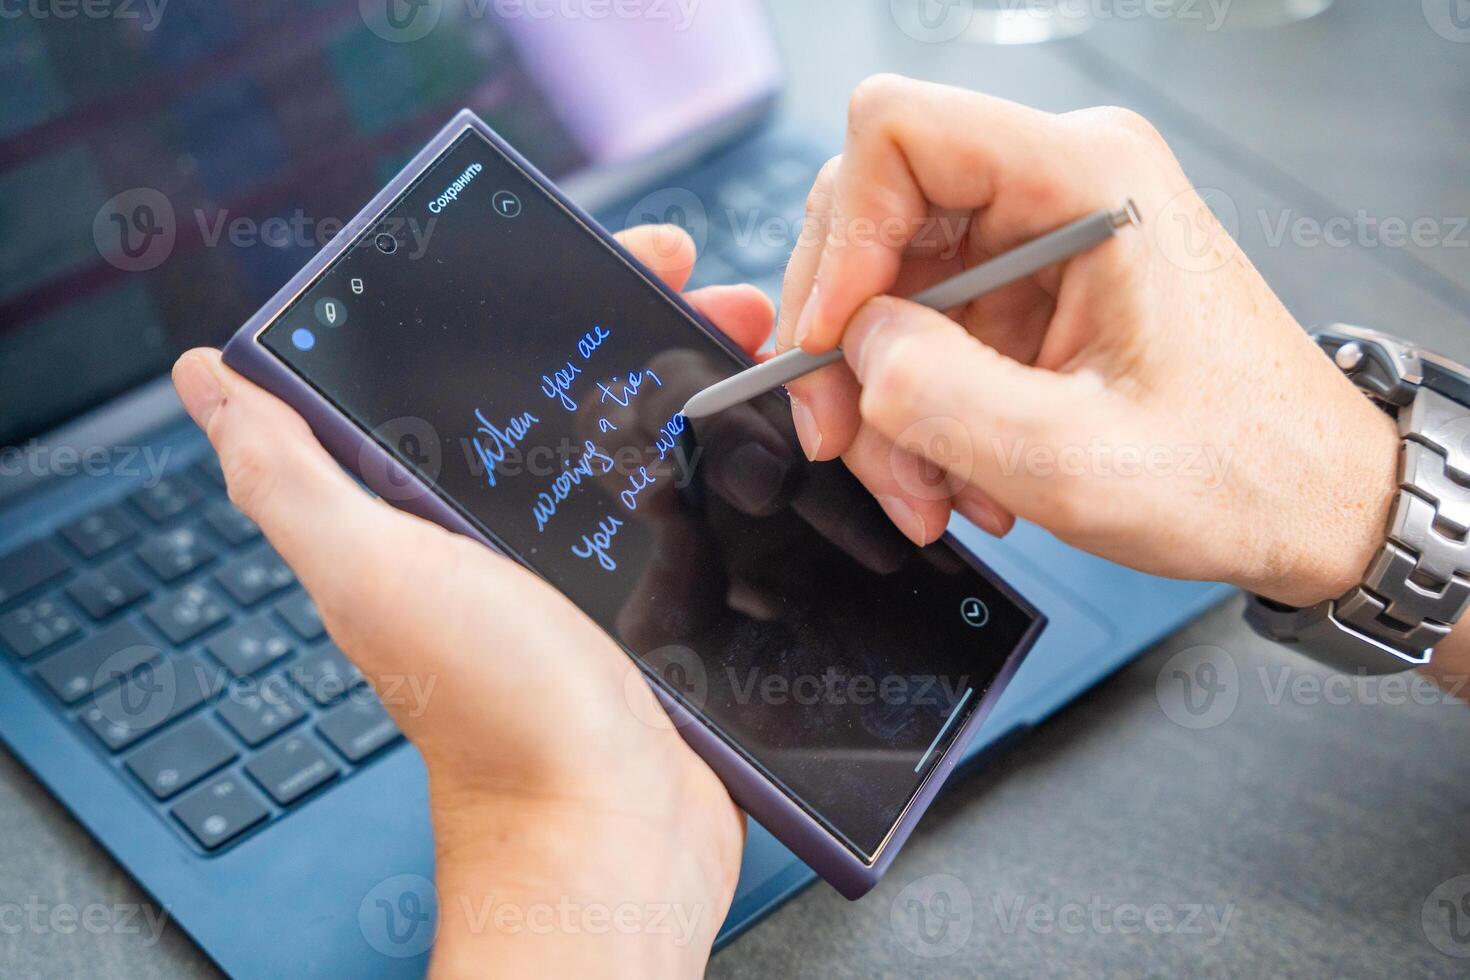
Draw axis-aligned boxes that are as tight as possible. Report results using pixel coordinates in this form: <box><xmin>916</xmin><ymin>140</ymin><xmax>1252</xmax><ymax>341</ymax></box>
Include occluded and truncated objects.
<box><xmin>218</xmin><ymin>112</ymin><xmax>1043</xmax><ymax>897</ymax></box>
<box><xmin>173</xmin><ymin>224</ymin><xmax>758</xmax><ymax>973</ymax></box>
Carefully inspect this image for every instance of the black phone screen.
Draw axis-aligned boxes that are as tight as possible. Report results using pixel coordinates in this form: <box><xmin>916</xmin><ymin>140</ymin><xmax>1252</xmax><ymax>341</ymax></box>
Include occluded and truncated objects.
<box><xmin>258</xmin><ymin>128</ymin><xmax>1039</xmax><ymax>861</ymax></box>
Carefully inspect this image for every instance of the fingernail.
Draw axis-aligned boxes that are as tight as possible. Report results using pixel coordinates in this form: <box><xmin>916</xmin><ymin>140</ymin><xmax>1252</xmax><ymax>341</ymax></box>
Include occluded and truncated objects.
<box><xmin>173</xmin><ymin>352</ymin><xmax>224</xmax><ymax>429</ymax></box>
<box><xmin>957</xmin><ymin>497</ymin><xmax>1009</xmax><ymax>538</ymax></box>
<box><xmin>789</xmin><ymin>395</ymin><xmax>822</xmax><ymax>461</ymax></box>
<box><xmin>877</xmin><ymin>495</ymin><xmax>927</xmax><ymax>546</ymax></box>
<box><xmin>793</xmin><ymin>283</ymin><xmax>819</xmax><ymax>347</ymax></box>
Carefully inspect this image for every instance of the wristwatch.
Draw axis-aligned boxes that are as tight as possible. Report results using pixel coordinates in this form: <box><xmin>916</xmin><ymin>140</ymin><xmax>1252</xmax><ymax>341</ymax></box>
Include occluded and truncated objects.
<box><xmin>1244</xmin><ymin>324</ymin><xmax>1470</xmax><ymax>674</ymax></box>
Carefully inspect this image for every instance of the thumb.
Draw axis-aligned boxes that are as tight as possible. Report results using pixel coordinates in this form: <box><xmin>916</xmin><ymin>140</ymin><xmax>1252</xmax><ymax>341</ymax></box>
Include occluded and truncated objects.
<box><xmin>841</xmin><ymin>296</ymin><xmax>1081</xmax><ymax>511</ymax></box>
<box><xmin>170</xmin><ymin>348</ymin><xmax>447</xmax><ymax>657</ymax></box>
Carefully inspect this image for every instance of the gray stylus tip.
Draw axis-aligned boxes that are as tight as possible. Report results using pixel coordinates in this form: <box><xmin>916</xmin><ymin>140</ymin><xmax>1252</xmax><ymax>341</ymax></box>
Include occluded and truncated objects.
<box><xmin>681</xmin><ymin>392</ymin><xmax>714</xmax><ymax>420</ymax></box>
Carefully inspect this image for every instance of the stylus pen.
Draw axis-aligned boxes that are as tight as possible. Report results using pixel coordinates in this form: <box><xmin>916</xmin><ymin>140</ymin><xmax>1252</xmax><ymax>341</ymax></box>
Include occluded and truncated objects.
<box><xmin>681</xmin><ymin>200</ymin><xmax>1141</xmax><ymax>420</ymax></box>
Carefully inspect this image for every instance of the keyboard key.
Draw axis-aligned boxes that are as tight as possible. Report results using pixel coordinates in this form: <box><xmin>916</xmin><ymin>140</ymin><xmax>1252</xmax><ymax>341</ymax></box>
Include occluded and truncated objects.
<box><xmin>35</xmin><ymin>620</ymin><xmax>161</xmax><ymax>704</ymax></box>
<box><xmin>246</xmin><ymin>733</ymin><xmax>340</xmax><ymax>806</ymax></box>
<box><xmin>137</xmin><ymin>526</ymin><xmax>218</xmax><ymax>583</ymax></box>
<box><xmin>727</xmin><ymin>232</ymin><xmax>794</xmax><ymax>276</ymax></box>
<box><xmin>214</xmin><ymin>547</ymin><xmax>294</xmax><ymax>607</ymax></box>
<box><xmin>192</xmin><ymin>456</ymin><xmax>227</xmax><ymax>489</ymax></box>
<box><xmin>66</xmin><ymin>561</ymin><xmax>150</xmax><ymax>620</ymax></box>
<box><xmin>716</xmin><ymin>177</ymin><xmax>764</xmax><ymax>214</ymax></box>
<box><xmin>81</xmin><ymin>652</ymin><xmax>226</xmax><ymax>752</ymax></box>
<box><xmin>59</xmin><ymin>504</ymin><xmax>141</xmax><ymax>559</ymax></box>
<box><xmin>172</xmin><ymin>774</ymin><xmax>270</xmax><ymax>850</ymax></box>
<box><xmin>764</xmin><ymin>154</ymin><xmax>817</xmax><ymax>193</ymax></box>
<box><xmin>216</xmin><ymin>674</ymin><xmax>305</xmax><ymax>747</ymax></box>
<box><xmin>687</xmin><ymin>253</ymin><xmax>738</xmax><ymax>289</ymax></box>
<box><xmin>130</xmin><ymin>476</ymin><xmax>202</xmax><ymax>523</ymax></box>
<box><xmin>145</xmin><ymin>584</ymin><xmax>229</xmax><ymax>645</ymax></box>
<box><xmin>203</xmin><ymin>500</ymin><xmax>260</xmax><ymax>546</ymax></box>
<box><xmin>317</xmin><ymin>698</ymin><xmax>401</xmax><ymax>764</ymax></box>
<box><xmin>274</xmin><ymin>591</ymin><xmax>324</xmax><ymax>642</ymax></box>
<box><xmin>290</xmin><ymin>642</ymin><xmax>365</xmax><ymax>706</ymax></box>
<box><xmin>206</xmin><ymin>615</ymin><xmax>293</xmax><ymax>677</ymax></box>
<box><xmin>125</xmin><ymin>716</ymin><xmax>237</xmax><ymax>800</ymax></box>
<box><xmin>0</xmin><ymin>595</ymin><xmax>80</xmax><ymax>659</ymax></box>
<box><xmin>0</xmin><ymin>539</ymin><xmax>69</xmax><ymax>607</ymax></box>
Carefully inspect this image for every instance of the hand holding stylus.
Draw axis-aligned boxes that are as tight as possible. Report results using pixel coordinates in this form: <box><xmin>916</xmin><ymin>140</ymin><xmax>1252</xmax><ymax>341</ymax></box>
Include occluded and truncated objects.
<box><xmin>772</xmin><ymin>75</ymin><xmax>1395</xmax><ymax>611</ymax></box>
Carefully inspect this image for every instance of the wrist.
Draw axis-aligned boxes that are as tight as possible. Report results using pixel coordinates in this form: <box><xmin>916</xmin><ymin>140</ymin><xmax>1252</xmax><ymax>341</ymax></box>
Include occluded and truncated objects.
<box><xmin>426</xmin><ymin>778</ymin><xmax>739</xmax><ymax>980</ymax></box>
<box><xmin>1240</xmin><ymin>388</ymin><xmax>1400</xmax><ymax>608</ymax></box>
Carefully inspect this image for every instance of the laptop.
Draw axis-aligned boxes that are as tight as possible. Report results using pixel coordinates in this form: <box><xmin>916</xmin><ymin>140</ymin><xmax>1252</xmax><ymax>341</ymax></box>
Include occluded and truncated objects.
<box><xmin>0</xmin><ymin>2</ymin><xmax>1230</xmax><ymax>974</ymax></box>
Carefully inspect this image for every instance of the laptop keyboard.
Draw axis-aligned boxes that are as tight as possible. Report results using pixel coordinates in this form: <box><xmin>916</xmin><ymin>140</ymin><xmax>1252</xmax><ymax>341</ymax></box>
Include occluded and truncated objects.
<box><xmin>0</xmin><ymin>138</ymin><xmax>824</xmax><ymax>857</ymax></box>
<box><xmin>0</xmin><ymin>456</ymin><xmax>401</xmax><ymax>853</ymax></box>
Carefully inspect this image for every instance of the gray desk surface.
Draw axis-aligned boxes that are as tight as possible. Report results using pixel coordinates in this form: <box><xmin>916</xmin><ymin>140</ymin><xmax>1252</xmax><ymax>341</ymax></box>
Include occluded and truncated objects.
<box><xmin>5</xmin><ymin>1</ymin><xmax>1469</xmax><ymax>976</ymax></box>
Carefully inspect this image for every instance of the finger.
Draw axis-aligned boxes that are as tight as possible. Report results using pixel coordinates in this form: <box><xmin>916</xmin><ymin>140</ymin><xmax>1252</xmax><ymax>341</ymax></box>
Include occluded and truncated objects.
<box><xmin>684</xmin><ymin>284</ymin><xmax>774</xmax><ymax>356</ymax></box>
<box><xmin>171</xmin><ymin>349</ymin><xmax>463</xmax><ymax>660</ymax></box>
<box><xmin>777</xmin><ymin>155</ymin><xmax>864</xmax><ymax>461</ymax></box>
<box><xmin>839</xmin><ymin>425</ymin><xmax>953</xmax><ymax>547</ymax></box>
<box><xmin>777</xmin><ymin>154</ymin><xmax>840</xmax><ymax>351</ymax></box>
<box><xmin>953</xmin><ymin>484</ymin><xmax>1017</xmax><ymax>539</ymax></box>
<box><xmin>800</xmin><ymin>75</ymin><xmax>1078</xmax><ymax>353</ymax></box>
<box><xmin>842</xmin><ymin>296</ymin><xmax>1080</xmax><ymax>517</ymax></box>
<box><xmin>616</xmin><ymin>224</ymin><xmax>697</xmax><ymax>292</ymax></box>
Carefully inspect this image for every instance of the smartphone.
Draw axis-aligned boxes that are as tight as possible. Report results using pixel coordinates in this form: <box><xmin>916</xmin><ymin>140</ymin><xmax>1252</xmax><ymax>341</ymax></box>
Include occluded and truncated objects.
<box><xmin>223</xmin><ymin>111</ymin><xmax>1044</xmax><ymax>898</ymax></box>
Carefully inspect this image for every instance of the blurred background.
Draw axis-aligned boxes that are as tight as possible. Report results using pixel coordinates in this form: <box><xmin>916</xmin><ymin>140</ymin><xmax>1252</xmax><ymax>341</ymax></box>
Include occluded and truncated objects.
<box><xmin>3</xmin><ymin>1</ymin><xmax>1470</xmax><ymax>976</ymax></box>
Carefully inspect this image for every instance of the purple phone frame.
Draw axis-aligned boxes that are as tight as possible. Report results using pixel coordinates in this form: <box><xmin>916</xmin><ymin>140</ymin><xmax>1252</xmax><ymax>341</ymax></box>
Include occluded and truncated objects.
<box><xmin>223</xmin><ymin>110</ymin><xmax>1044</xmax><ymax>899</ymax></box>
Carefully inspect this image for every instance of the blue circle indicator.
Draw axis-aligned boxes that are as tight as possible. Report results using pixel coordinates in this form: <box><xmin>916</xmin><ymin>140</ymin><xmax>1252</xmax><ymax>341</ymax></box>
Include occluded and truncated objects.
<box><xmin>291</xmin><ymin>328</ymin><xmax>316</xmax><ymax>351</ymax></box>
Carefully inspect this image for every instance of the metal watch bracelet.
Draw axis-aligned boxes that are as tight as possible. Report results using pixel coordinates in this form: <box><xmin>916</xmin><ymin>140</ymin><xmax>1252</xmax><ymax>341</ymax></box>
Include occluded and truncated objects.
<box><xmin>1244</xmin><ymin>324</ymin><xmax>1470</xmax><ymax>674</ymax></box>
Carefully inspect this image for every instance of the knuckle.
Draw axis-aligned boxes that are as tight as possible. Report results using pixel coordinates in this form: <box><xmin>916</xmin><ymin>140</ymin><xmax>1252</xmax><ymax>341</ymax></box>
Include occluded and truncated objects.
<box><xmin>847</xmin><ymin>73</ymin><xmax>908</xmax><ymax>126</ymax></box>
<box><xmin>1081</xmin><ymin>104</ymin><xmax>1166</xmax><ymax>148</ymax></box>
<box><xmin>859</xmin><ymin>332</ymin><xmax>927</xmax><ymax>431</ymax></box>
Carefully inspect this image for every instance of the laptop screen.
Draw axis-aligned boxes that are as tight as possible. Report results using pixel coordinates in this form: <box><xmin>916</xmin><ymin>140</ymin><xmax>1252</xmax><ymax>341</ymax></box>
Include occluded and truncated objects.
<box><xmin>0</xmin><ymin>0</ymin><xmax>781</xmax><ymax>448</ymax></box>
